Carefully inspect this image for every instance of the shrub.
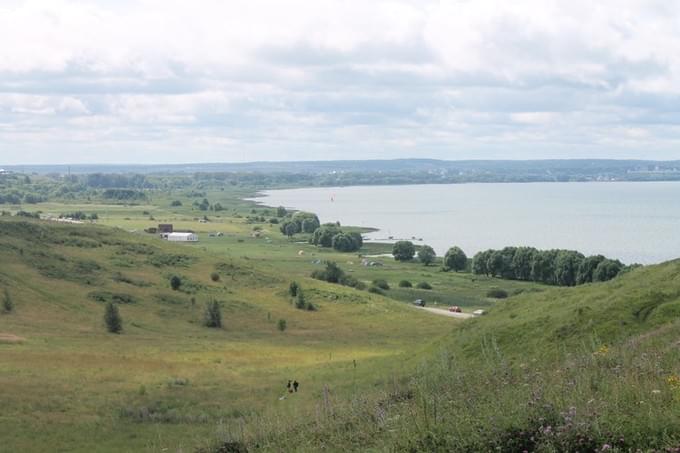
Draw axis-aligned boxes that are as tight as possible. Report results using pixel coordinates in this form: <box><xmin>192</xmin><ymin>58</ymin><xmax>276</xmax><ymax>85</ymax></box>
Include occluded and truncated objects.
<box><xmin>210</xmin><ymin>272</ymin><xmax>220</xmax><ymax>282</ymax></box>
<box><xmin>170</xmin><ymin>275</ymin><xmax>182</xmax><ymax>291</ymax></box>
<box><xmin>104</xmin><ymin>302</ymin><xmax>122</xmax><ymax>333</ymax></box>
<box><xmin>399</xmin><ymin>280</ymin><xmax>412</xmax><ymax>288</ymax></box>
<box><xmin>170</xmin><ymin>200</ymin><xmax>182</xmax><ymax>207</ymax></box>
<box><xmin>311</xmin><ymin>261</ymin><xmax>345</xmax><ymax>284</ymax></box>
<box><xmin>2</xmin><ymin>288</ymin><xmax>14</xmax><ymax>313</ymax></box>
<box><xmin>277</xmin><ymin>319</ymin><xmax>287</xmax><ymax>332</ymax></box>
<box><xmin>486</xmin><ymin>288</ymin><xmax>508</xmax><ymax>299</ymax></box>
<box><xmin>368</xmin><ymin>286</ymin><xmax>384</xmax><ymax>295</ymax></box>
<box><xmin>289</xmin><ymin>281</ymin><xmax>299</xmax><ymax>297</ymax></box>
<box><xmin>372</xmin><ymin>279</ymin><xmax>390</xmax><ymax>290</ymax></box>
<box><xmin>416</xmin><ymin>282</ymin><xmax>432</xmax><ymax>290</ymax></box>
<box><xmin>306</xmin><ymin>301</ymin><xmax>317</xmax><ymax>311</ymax></box>
<box><xmin>295</xmin><ymin>291</ymin><xmax>307</xmax><ymax>309</ymax></box>
<box><xmin>203</xmin><ymin>300</ymin><xmax>222</xmax><ymax>328</ymax></box>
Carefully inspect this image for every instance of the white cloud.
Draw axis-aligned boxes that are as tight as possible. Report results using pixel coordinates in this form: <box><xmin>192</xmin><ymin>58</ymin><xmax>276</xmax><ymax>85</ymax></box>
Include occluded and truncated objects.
<box><xmin>1</xmin><ymin>0</ymin><xmax>680</xmax><ymax>163</ymax></box>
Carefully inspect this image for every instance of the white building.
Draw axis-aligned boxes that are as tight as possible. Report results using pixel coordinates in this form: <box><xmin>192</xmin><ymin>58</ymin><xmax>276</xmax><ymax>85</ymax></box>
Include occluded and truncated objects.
<box><xmin>165</xmin><ymin>232</ymin><xmax>198</xmax><ymax>242</ymax></box>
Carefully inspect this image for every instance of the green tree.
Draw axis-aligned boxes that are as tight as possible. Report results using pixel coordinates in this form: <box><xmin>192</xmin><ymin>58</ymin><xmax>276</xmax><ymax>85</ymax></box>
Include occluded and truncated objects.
<box><xmin>418</xmin><ymin>245</ymin><xmax>436</xmax><ymax>266</ymax></box>
<box><xmin>554</xmin><ymin>250</ymin><xmax>585</xmax><ymax>286</ymax></box>
<box><xmin>170</xmin><ymin>275</ymin><xmax>182</xmax><ymax>291</ymax></box>
<box><xmin>593</xmin><ymin>259</ymin><xmax>623</xmax><ymax>282</ymax></box>
<box><xmin>392</xmin><ymin>241</ymin><xmax>415</xmax><ymax>262</ymax></box>
<box><xmin>472</xmin><ymin>250</ymin><xmax>492</xmax><ymax>276</ymax></box>
<box><xmin>104</xmin><ymin>302</ymin><xmax>122</xmax><ymax>333</ymax></box>
<box><xmin>331</xmin><ymin>232</ymin><xmax>361</xmax><ymax>252</ymax></box>
<box><xmin>576</xmin><ymin>255</ymin><xmax>606</xmax><ymax>284</ymax></box>
<box><xmin>292</xmin><ymin>212</ymin><xmax>320</xmax><ymax>233</ymax></box>
<box><xmin>203</xmin><ymin>300</ymin><xmax>222</xmax><ymax>328</ymax></box>
<box><xmin>276</xmin><ymin>206</ymin><xmax>287</xmax><ymax>217</ymax></box>
<box><xmin>311</xmin><ymin>224</ymin><xmax>342</xmax><ymax>247</ymax></box>
<box><xmin>511</xmin><ymin>247</ymin><xmax>537</xmax><ymax>281</ymax></box>
<box><xmin>282</xmin><ymin>221</ymin><xmax>299</xmax><ymax>237</ymax></box>
<box><xmin>289</xmin><ymin>281</ymin><xmax>299</xmax><ymax>297</ymax></box>
<box><xmin>170</xmin><ymin>200</ymin><xmax>182</xmax><ymax>206</ymax></box>
<box><xmin>443</xmin><ymin>246</ymin><xmax>467</xmax><ymax>271</ymax></box>
<box><xmin>530</xmin><ymin>249</ymin><xmax>559</xmax><ymax>284</ymax></box>
<box><xmin>277</xmin><ymin>319</ymin><xmax>287</xmax><ymax>332</ymax></box>
<box><xmin>2</xmin><ymin>289</ymin><xmax>14</xmax><ymax>313</ymax></box>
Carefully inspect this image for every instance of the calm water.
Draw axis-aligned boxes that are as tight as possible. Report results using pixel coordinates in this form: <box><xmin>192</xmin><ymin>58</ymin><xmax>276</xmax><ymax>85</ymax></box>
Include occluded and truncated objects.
<box><xmin>252</xmin><ymin>182</ymin><xmax>680</xmax><ymax>264</ymax></box>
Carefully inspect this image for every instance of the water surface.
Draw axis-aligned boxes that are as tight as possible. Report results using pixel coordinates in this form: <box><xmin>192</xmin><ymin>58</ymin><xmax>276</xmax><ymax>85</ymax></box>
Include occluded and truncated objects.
<box><xmin>252</xmin><ymin>182</ymin><xmax>680</xmax><ymax>264</ymax></box>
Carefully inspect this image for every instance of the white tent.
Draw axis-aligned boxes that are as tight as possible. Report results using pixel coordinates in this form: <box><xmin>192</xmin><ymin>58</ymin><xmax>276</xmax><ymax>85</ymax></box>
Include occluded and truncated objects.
<box><xmin>166</xmin><ymin>232</ymin><xmax>198</xmax><ymax>242</ymax></box>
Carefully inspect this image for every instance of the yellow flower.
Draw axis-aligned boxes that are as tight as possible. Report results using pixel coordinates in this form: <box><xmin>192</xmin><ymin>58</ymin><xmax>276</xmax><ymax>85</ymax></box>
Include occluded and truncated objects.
<box><xmin>593</xmin><ymin>345</ymin><xmax>609</xmax><ymax>356</ymax></box>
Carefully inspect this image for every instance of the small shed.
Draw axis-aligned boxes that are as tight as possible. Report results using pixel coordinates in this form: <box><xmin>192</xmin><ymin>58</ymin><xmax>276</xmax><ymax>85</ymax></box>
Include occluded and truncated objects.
<box><xmin>158</xmin><ymin>224</ymin><xmax>173</xmax><ymax>233</ymax></box>
<box><xmin>166</xmin><ymin>232</ymin><xmax>198</xmax><ymax>242</ymax></box>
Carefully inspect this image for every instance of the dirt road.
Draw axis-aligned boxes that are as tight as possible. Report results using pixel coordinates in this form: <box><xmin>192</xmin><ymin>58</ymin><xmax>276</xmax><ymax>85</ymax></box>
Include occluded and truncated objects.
<box><xmin>415</xmin><ymin>306</ymin><xmax>474</xmax><ymax>319</ymax></box>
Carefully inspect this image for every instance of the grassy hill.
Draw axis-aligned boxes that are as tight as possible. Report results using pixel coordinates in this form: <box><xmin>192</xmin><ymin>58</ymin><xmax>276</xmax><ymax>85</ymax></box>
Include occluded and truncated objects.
<box><xmin>241</xmin><ymin>260</ymin><xmax>680</xmax><ymax>452</ymax></box>
<box><xmin>0</xmin><ymin>217</ymin><xmax>455</xmax><ymax>452</ymax></box>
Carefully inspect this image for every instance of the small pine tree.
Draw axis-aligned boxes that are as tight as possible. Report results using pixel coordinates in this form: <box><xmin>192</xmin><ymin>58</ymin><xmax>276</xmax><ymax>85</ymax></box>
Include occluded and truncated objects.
<box><xmin>277</xmin><ymin>319</ymin><xmax>287</xmax><ymax>332</ymax></box>
<box><xmin>104</xmin><ymin>302</ymin><xmax>122</xmax><ymax>333</ymax></box>
<box><xmin>2</xmin><ymin>289</ymin><xmax>14</xmax><ymax>313</ymax></box>
<box><xmin>210</xmin><ymin>272</ymin><xmax>220</xmax><ymax>282</ymax></box>
<box><xmin>203</xmin><ymin>300</ymin><xmax>222</xmax><ymax>328</ymax></box>
<box><xmin>295</xmin><ymin>290</ymin><xmax>307</xmax><ymax>310</ymax></box>
<box><xmin>170</xmin><ymin>275</ymin><xmax>182</xmax><ymax>291</ymax></box>
<box><xmin>289</xmin><ymin>281</ymin><xmax>299</xmax><ymax>297</ymax></box>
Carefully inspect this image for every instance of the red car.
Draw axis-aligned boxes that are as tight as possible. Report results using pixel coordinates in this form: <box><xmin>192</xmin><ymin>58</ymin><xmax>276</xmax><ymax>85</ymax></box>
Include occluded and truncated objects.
<box><xmin>448</xmin><ymin>306</ymin><xmax>462</xmax><ymax>313</ymax></box>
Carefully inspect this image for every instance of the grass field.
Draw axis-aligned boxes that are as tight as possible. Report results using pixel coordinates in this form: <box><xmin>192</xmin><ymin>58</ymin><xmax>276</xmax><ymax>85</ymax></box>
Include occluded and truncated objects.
<box><xmin>4</xmin><ymin>184</ymin><xmax>680</xmax><ymax>451</ymax></box>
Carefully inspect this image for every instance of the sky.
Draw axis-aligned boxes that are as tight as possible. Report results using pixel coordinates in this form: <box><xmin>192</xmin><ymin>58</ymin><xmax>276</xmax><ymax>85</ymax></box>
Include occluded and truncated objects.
<box><xmin>1</xmin><ymin>0</ymin><xmax>680</xmax><ymax>164</ymax></box>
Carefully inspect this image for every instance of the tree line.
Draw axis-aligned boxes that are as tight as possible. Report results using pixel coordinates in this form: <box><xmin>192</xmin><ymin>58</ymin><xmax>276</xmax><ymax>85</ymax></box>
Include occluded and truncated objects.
<box><xmin>279</xmin><ymin>211</ymin><xmax>364</xmax><ymax>252</ymax></box>
<box><xmin>471</xmin><ymin>247</ymin><xmax>626</xmax><ymax>286</ymax></box>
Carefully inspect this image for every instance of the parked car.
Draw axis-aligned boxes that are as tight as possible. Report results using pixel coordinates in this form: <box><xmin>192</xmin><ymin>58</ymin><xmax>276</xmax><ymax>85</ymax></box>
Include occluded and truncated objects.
<box><xmin>448</xmin><ymin>306</ymin><xmax>462</xmax><ymax>313</ymax></box>
<box><xmin>472</xmin><ymin>309</ymin><xmax>486</xmax><ymax>316</ymax></box>
<box><xmin>413</xmin><ymin>299</ymin><xmax>426</xmax><ymax>307</ymax></box>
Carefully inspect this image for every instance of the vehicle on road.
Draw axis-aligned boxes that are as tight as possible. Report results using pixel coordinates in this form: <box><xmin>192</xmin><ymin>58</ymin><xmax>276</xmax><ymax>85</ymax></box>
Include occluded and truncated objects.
<box><xmin>413</xmin><ymin>299</ymin><xmax>426</xmax><ymax>307</ymax></box>
<box><xmin>448</xmin><ymin>306</ymin><xmax>462</xmax><ymax>313</ymax></box>
<box><xmin>472</xmin><ymin>309</ymin><xmax>486</xmax><ymax>316</ymax></box>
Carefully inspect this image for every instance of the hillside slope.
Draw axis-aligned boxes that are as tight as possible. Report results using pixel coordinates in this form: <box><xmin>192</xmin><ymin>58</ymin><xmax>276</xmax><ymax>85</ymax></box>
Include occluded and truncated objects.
<box><xmin>0</xmin><ymin>218</ymin><xmax>452</xmax><ymax>452</ymax></box>
<box><xmin>239</xmin><ymin>261</ymin><xmax>680</xmax><ymax>452</ymax></box>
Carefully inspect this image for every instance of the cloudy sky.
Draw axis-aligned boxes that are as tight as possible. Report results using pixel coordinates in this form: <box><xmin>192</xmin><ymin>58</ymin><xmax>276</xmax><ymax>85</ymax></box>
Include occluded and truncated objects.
<box><xmin>1</xmin><ymin>0</ymin><xmax>680</xmax><ymax>164</ymax></box>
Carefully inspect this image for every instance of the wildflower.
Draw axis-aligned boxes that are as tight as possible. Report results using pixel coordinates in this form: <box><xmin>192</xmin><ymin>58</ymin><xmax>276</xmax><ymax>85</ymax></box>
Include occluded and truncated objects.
<box><xmin>667</xmin><ymin>375</ymin><xmax>680</xmax><ymax>389</ymax></box>
<box><xmin>594</xmin><ymin>345</ymin><xmax>609</xmax><ymax>356</ymax></box>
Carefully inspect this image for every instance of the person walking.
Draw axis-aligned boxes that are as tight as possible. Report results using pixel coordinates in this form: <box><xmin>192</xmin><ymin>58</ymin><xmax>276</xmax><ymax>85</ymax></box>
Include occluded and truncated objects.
<box><xmin>287</xmin><ymin>380</ymin><xmax>293</xmax><ymax>393</ymax></box>
<box><xmin>293</xmin><ymin>380</ymin><xmax>299</xmax><ymax>392</ymax></box>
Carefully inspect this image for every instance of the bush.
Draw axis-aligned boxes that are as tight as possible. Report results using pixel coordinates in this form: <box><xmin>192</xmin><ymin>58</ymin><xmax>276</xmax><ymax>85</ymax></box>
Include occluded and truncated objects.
<box><xmin>289</xmin><ymin>281</ymin><xmax>299</xmax><ymax>297</ymax></box>
<box><xmin>486</xmin><ymin>288</ymin><xmax>508</xmax><ymax>299</ymax></box>
<box><xmin>104</xmin><ymin>302</ymin><xmax>122</xmax><ymax>333</ymax></box>
<box><xmin>368</xmin><ymin>286</ymin><xmax>384</xmax><ymax>295</ymax></box>
<box><xmin>170</xmin><ymin>200</ymin><xmax>182</xmax><ymax>207</ymax></box>
<box><xmin>372</xmin><ymin>279</ymin><xmax>390</xmax><ymax>290</ymax></box>
<box><xmin>170</xmin><ymin>275</ymin><xmax>182</xmax><ymax>290</ymax></box>
<box><xmin>203</xmin><ymin>300</ymin><xmax>222</xmax><ymax>328</ymax></box>
<box><xmin>399</xmin><ymin>280</ymin><xmax>412</xmax><ymax>288</ymax></box>
<box><xmin>416</xmin><ymin>282</ymin><xmax>432</xmax><ymax>290</ymax></box>
<box><xmin>277</xmin><ymin>319</ymin><xmax>287</xmax><ymax>332</ymax></box>
<box><xmin>210</xmin><ymin>272</ymin><xmax>220</xmax><ymax>282</ymax></box>
<box><xmin>311</xmin><ymin>261</ymin><xmax>345</xmax><ymax>284</ymax></box>
<box><xmin>295</xmin><ymin>291</ymin><xmax>307</xmax><ymax>309</ymax></box>
<box><xmin>2</xmin><ymin>288</ymin><xmax>14</xmax><ymax>313</ymax></box>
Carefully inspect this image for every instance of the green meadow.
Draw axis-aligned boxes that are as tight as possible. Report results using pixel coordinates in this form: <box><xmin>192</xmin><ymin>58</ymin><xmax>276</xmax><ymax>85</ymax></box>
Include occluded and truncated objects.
<box><xmin>2</xmin><ymin>181</ymin><xmax>680</xmax><ymax>451</ymax></box>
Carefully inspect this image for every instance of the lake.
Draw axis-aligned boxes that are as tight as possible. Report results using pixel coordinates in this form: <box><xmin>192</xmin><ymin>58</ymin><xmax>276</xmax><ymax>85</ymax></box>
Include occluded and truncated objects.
<box><xmin>252</xmin><ymin>182</ymin><xmax>680</xmax><ymax>264</ymax></box>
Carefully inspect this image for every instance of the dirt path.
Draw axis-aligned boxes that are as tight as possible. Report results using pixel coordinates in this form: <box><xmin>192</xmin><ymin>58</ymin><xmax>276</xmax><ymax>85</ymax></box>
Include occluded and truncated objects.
<box><xmin>415</xmin><ymin>306</ymin><xmax>474</xmax><ymax>319</ymax></box>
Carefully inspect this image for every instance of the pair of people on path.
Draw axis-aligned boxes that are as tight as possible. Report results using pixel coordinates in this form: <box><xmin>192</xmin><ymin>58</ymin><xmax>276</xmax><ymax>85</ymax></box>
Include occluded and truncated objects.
<box><xmin>286</xmin><ymin>380</ymin><xmax>299</xmax><ymax>393</ymax></box>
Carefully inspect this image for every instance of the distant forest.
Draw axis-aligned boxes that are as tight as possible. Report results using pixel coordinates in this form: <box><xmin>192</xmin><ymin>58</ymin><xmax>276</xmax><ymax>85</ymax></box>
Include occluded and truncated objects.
<box><xmin>3</xmin><ymin>159</ymin><xmax>680</xmax><ymax>205</ymax></box>
<box><xmin>5</xmin><ymin>159</ymin><xmax>680</xmax><ymax>185</ymax></box>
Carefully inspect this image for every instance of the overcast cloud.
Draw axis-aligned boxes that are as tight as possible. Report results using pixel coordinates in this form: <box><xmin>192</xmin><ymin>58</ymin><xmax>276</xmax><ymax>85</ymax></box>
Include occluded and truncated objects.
<box><xmin>1</xmin><ymin>0</ymin><xmax>680</xmax><ymax>164</ymax></box>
